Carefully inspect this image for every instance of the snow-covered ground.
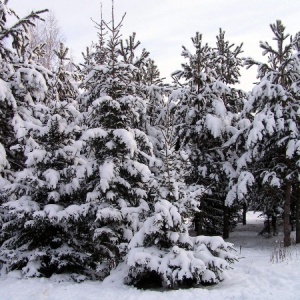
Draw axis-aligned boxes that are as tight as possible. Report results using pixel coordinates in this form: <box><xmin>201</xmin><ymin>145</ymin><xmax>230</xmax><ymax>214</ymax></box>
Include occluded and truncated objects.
<box><xmin>0</xmin><ymin>211</ymin><xmax>299</xmax><ymax>300</ymax></box>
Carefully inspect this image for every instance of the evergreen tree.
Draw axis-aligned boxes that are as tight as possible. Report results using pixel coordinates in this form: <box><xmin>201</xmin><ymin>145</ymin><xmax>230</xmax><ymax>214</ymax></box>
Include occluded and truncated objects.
<box><xmin>0</xmin><ymin>1</ymin><xmax>49</xmax><ymax>245</ymax></box>
<box><xmin>0</xmin><ymin>2</ymin><xmax>96</xmax><ymax>279</ymax></box>
<box><xmin>171</xmin><ymin>31</ymin><xmax>244</xmax><ymax>238</ymax></box>
<box><xmin>77</xmin><ymin>2</ymin><xmax>156</xmax><ymax>276</ymax></box>
<box><xmin>226</xmin><ymin>21</ymin><xmax>300</xmax><ymax>247</ymax></box>
<box><xmin>126</xmin><ymin>107</ymin><xmax>236</xmax><ymax>289</ymax></box>
<box><xmin>0</xmin><ymin>1</ymin><xmax>48</xmax><ymax>175</ymax></box>
<box><xmin>53</xmin><ymin>42</ymin><xmax>80</xmax><ymax>103</ymax></box>
<box><xmin>0</xmin><ymin>101</ymin><xmax>97</xmax><ymax>280</ymax></box>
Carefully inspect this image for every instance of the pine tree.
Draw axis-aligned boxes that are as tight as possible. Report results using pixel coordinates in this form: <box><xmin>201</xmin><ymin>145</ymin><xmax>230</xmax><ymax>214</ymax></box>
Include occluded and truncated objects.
<box><xmin>126</xmin><ymin>106</ymin><xmax>236</xmax><ymax>289</ymax></box>
<box><xmin>212</xmin><ymin>28</ymin><xmax>245</xmax><ymax>236</ymax></box>
<box><xmin>226</xmin><ymin>21</ymin><xmax>300</xmax><ymax>247</ymax></box>
<box><xmin>171</xmin><ymin>31</ymin><xmax>244</xmax><ymax>238</ymax></box>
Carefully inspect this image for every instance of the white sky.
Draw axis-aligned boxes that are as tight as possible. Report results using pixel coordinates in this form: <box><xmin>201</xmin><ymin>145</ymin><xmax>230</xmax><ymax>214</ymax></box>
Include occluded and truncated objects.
<box><xmin>8</xmin><ymin>0</ymin><xmax>300</xmax><ymax>90</ymax></box>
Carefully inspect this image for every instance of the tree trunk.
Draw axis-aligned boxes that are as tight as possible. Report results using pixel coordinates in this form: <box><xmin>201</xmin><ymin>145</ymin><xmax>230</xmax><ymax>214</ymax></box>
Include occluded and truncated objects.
<box><xmin>242</xmin><ymin>202</ymin><xmax>247</xmax><ymax>225</ymax></box>
<box><xmin>284</xmin><ymin>183</ymin><xmax>292</xmax><ymax>247</ymax></box>
<box><xmin>194</xmin><ymin>211</ymin><xmax>204</xmax><ymax>236</ymax></box>
<box><xmin>223</xmin><ymin>205</ymin><xmax>230</xmax><ymax>239</ymax></box>
<box><xmin>295</xmin><ymin>185</ymin><xmax>300</xmax><ymax>244</ymax></box>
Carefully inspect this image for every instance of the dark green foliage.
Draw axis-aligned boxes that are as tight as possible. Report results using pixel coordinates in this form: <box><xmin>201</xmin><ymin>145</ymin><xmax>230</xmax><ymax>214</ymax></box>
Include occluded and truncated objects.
<box><xmin>171</xmin><ymin>30</ymin><xmax>244</xmax><ymax>238</ymax></box>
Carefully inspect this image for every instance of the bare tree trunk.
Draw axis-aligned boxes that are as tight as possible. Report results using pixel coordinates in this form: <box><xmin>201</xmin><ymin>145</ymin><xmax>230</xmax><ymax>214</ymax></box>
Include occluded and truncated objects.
<box><xmin>284</xmin><ymin>183</ymin><xmax>292</xmax><ymax>247</ymax></box>
<box><xmin>223</xmin><ymin>205</ymin><xmax>230</xmax><ymax>239</ymax></box>
<box><xmin>295</xmin><ymin>185</ymin><xmax>300</xmax><ymax>244</ymax></box>
<box><xmin>242</xmin><ymin>202</ymin><xmax>247</xmax><ymax>225</ymax></box>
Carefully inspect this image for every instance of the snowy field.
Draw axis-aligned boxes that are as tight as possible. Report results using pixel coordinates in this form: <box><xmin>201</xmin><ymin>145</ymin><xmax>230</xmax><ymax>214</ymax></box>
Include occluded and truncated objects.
<box><xmin>0</xmin><ymin>211</ymin><xmax>299</xmax><ymax>300</ymax></box>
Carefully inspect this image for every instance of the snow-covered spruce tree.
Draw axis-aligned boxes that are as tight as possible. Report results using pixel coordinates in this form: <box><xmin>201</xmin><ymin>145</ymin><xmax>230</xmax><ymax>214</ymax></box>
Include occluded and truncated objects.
<box><xmin>0</xmin><ymin>14</ymin><xmax>98</xmax><ymax>277</ymax></box>
<box><xmin>0</xmin><ymin>1</ymin><xmax>48</xmax><ymax>176</ymax></box>
<box><xmin>0</xmin><ymin>142</ymin><xmax>9</xmax><ymax>246</ymax></box>
<box><xmin>119</xmin><ymin>33</ymin><xmax>168</xmax><ymax>160</ymax></box>
<box><xmin>0</xmin><ymin>0</ymin><xmax>12</xmax><ymax>224</ymax></box>
<box><xmin>0</xmin><ymin>1</ymin><xmax>50</xmax><ymax>246</ymax></box>
<box><xmin>77</xmin><ymin>3</ymin><xmax>157</xmax><ymax>277</ymax></box>
<box><xmin>170</xmin><ymin>31</ymin><xmax>244</xmax><ymax>238</ymax></box>
<box><xmin>126</xmin><ymin>106</ymin><xmax>237</xmax><ymax>289</ymax></box>
<box><xmin>0</xmin><ymin>3</ymin><xmax>96</xmax><ymax>278</ymax></box>
<box><xmin>119</xmin><ymin>32</ymin><xmax>168</xmax><ymax>129</ymax></box>
<box><xmin>226</xmin><ymin>21</ymin><xmax>300</xmax><ymax>247</ymax></box>
<box><xmin>77</xmin><ymin>4</ymin><xmax>107</xmax><ymax>88</ymax></box>
<box><xmin>80</xmin><ymin>7</ymin><xmax>150</xmax><ymax>112</ymax></box>
<box><xmin>0</xmin><ymin>101</ymin><xmax>99</xmax><ymax>280</ymax></box>
<box><xmin>143</xmin><ymin>66</ymin><xmax>167</xmax><ymax>133</ymax></box>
